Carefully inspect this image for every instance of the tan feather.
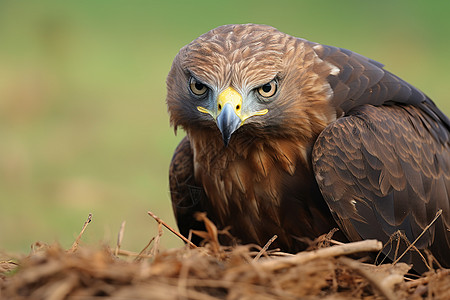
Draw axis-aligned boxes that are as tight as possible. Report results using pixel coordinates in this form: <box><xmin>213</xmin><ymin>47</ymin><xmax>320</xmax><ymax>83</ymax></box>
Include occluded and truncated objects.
<box><xmin>167</xmin><ymin>24</ymin><xmax>450</xmax><ymax>272</ymax></box>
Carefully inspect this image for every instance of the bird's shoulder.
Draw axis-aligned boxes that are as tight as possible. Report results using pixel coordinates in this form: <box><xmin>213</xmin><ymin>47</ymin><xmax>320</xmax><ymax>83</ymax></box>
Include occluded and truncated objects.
<box><xmin>308</xmin><ymin>41</ymin><xmax>450</xmax><ymax>130</ymax></box>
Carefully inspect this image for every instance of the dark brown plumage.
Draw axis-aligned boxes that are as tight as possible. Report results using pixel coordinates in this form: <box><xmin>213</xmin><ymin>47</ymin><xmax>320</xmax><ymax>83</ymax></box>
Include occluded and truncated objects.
<box><xmin>166</xmin><ymin>24</ymin><xmax>450</xmax><ymax>272</ymax></box>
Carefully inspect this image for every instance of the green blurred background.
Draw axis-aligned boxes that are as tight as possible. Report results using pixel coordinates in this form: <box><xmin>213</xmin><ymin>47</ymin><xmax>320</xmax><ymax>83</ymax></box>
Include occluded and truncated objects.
<box><xmin>0</xmin><ymin>0</ymin><xmax>449</xmax><ymax>253</ymax></box>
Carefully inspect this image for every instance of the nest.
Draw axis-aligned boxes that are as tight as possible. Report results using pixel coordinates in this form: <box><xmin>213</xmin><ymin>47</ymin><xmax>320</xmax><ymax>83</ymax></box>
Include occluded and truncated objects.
<box><xmin>1</xmin><ymin>212</ymin><xmax>449</xmax><ymax>300</ymax></box>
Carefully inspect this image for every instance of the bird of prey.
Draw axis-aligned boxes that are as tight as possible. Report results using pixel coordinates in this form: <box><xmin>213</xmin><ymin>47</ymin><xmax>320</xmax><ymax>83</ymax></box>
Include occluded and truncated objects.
<box><xmin>166</xmin><ymin>24</ymin><xmax>450</xmax><ymax>272</ymax></box>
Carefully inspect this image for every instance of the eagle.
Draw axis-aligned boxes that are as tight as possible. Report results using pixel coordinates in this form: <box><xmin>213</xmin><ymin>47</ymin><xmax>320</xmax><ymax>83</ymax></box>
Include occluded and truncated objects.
<box><xmin>166</xmin><ymin>24</ymin><xmax>450</xmax><ymax>272</ymax></box>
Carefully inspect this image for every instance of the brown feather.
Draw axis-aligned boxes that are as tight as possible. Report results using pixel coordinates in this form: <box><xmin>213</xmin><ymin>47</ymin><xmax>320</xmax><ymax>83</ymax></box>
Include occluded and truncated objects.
<box><xmin>167</xmin><ymin>24</ymin><xmax>450</xmax><ymax>272</ymax></box>
<box><xmin>313</xmin><ymin>105</ymin><xmax>450</xmax><ymax>272</ymax></box>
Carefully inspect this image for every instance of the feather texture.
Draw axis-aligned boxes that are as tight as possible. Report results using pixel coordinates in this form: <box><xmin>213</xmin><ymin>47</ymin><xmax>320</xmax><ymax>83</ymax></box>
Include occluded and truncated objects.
<box><xmin>167</xmin><ymin>24</ymin><xmax>450</xmax><ymax>272</ymax></box>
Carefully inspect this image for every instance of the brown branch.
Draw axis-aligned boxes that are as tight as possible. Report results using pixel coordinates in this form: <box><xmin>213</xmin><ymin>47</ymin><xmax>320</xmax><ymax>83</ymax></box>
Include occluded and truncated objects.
<box><xmin>253</xmin><ymin>235</ymin><xmax>278</xmax><ymax>261</ymax></box>
<box><xmin>68</xmin><ymin>213</ymin><xmax>92</xmax><ymax>253</ymax></box>
<box><xmin>392</xmin><ymin>209</ymin><xmax>442</xmax><ymax>267</ymax></box>
<box><xmin>115</xmin><ymin>221</ymin><xmax>126</xmax><ymax>257</ymax></box>
<box><xmin>258</xmin><ymin>239</ymin><xmax>382</xmax><ymax>271</ymax></box>
<box><xmin>150</xmin><ymin>222</ymin><xmax>163</xmax><ymax>257</ymax></box>
<box><xmin>117</xmin><ymin>249</ymin><xmax>153</xmax><ymax>259</ymax></box>
<box><xmin>134</xmin><ymin>236</ymin><xmax>156</xmax><ymax>262</ymax></box>
<box><xmin>147</xmin><ymin>211</ymin><xmax>197</xmax><ymax>248</ymax></box>
<box><xmin>339</xmin><ymin>257</ymin><xmax>398</xmax><ymax>300</ymax></box>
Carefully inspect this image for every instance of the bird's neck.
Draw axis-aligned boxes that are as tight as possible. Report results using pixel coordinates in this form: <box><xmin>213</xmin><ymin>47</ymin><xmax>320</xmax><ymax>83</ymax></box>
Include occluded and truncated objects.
<box><xmin>189</xmin><ymin>128</ymin><xmax>313</xmax><ymax>178</ymax></box>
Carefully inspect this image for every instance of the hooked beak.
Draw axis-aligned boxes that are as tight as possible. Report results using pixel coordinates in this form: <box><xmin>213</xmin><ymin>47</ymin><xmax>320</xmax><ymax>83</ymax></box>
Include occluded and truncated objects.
<box><xmin>197</xmin><ymin>86</ymin><xmax>268</xmax><ymax>146</ymax></box>
<box><xmin>215</xmin><ymin>87</ymin><xmax>243</xmax><ymax>146</ymax></box>
<box><xmin>217</xmin><ymin>102</ymin><xmax>241</xmax><ymax>146</ymax></box>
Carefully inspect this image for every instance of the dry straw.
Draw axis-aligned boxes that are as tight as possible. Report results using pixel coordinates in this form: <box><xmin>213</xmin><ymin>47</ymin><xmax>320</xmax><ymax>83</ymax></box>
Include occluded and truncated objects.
<box><xmin>1</xmin><ymin>211</ymin><xmax>449</xmax><ymax>299</ymax></box>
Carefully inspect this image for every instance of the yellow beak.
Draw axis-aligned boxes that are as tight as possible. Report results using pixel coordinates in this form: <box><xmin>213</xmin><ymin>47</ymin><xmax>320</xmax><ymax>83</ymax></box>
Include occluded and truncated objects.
<box><xmin>216</xmin><ymin>88</ymin><xmax>242</xmax><ymax>145</ymax></box>
<box><xmin>217</xmin><ymin>87</ymin><xmax>243</xmax><ymax>119</ymax></box>
<box><xmin>197</xmin><ymin>86</ymin><xmax>268</xmax><ymax>145</ymax></box>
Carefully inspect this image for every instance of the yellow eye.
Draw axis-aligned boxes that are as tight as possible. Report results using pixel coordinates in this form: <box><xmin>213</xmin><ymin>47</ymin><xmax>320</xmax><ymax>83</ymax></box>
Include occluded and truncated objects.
<box><xmin>257</xmin><ymin>80</ymin><xmax>278</xmax><ymax>98</ymax></box>
<box><xmin>189</xmin><ymin>77</ymin><xmax>208</xmax><ymax>96</ymax></box>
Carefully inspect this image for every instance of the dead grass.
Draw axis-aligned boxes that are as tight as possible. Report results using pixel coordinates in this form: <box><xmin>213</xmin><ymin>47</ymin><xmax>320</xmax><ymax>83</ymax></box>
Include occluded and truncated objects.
<box><xmin>0</xmin><ymin>212</ymin><xmax>449</xmax><ymax>300</ymax></box>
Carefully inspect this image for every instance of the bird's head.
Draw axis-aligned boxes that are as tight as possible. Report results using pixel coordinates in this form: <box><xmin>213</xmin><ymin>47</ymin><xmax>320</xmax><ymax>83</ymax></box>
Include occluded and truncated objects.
<box><xmin>166</xmin><ymin>24</ymin><xmax>337</xmax><ymax>147</ymax></box>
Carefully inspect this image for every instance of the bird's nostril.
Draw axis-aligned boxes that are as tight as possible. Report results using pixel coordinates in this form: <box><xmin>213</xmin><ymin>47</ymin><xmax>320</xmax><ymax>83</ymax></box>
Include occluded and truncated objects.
<box><xmin>236</xmin><ymin>105</ymin><xmax>240</xmax><ymax>110</ymax></box>
<box><xmin>218</xmin><ymin>104</ymin><xmax>222</xmax><ymax>110</ymax></box>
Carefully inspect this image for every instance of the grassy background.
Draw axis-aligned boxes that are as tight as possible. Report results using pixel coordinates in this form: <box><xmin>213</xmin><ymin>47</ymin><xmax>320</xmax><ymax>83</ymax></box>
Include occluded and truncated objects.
<box><xmin>0</xmin><ymin>0</ymin><xmax>449</xmax><ymax>253</ymax></box>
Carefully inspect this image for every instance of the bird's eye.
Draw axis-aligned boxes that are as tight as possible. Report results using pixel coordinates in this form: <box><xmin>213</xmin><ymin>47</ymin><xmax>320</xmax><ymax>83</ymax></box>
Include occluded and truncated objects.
<box><xmin>257</xmin><ymin>80</ymin><xmax>277</xmax><ymax>98</ymax></box>
<box><xmin>189</xmin><ymin>77</ymin><xmax>208</xmax><ymax>96</ymax></box>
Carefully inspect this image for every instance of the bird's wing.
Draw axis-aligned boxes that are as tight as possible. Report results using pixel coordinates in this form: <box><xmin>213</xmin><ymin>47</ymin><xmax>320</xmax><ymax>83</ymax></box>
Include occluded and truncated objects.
<box><xmin>169</xmin><ymin>136</ymin><xmax>206</xmax><ymax>244</ymax></box>
<box><xmin>310</xmin><ymin>42</ymin><xmax>450</xmax><ymax>131</ymax></box>
<box><xmin>312</xmin><ymin>104</ymin><xmax>450</xmax><ymax>271</ymax></box>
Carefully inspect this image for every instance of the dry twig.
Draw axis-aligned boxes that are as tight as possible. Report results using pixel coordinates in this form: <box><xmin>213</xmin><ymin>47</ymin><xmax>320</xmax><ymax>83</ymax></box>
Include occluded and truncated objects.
<box><xmin>253</xmin><ymin>235</ymin><xmax>278</xmax><ymax>261</ymax></box>
<box><xmin>115</xmin><ymin>221</ymin><xmax>126</xmax><ymax>257</ymax></box>
<box><xmin>148</xmin><ymin>210</ymin><xmax>197</xmax><ymax>249</ymax></box>
<box><xmin>339</xmin><ymin>257</ymin><xmax>399</xmax><ymax>300</ymax></box>
<box><xmin>393</xmin><ymin>209</ymin><xmax>442</xmax><ymax>268</ymax></box>
<box><xmin>259</xmin><ymin>239</ymin><xmax>383</xmax><ymax>271</ymax></box>
<box><xmin>68</xmin><ymin>213</ymin><xmax>92</xmax><ymax>253</ymax></box>
<box><xmin>2</xmin><ymin>212</ymin><xmax>449</xmax><ymax>300</ymax></box>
